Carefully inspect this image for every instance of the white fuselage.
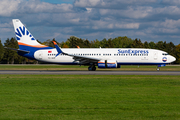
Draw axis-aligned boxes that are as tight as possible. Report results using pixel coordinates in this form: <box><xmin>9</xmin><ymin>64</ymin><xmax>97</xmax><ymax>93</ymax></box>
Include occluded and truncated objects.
<box><xmin>34</xmin><ymin>48</ymin><xmax>176</xmax><ymax>65</ymax></box>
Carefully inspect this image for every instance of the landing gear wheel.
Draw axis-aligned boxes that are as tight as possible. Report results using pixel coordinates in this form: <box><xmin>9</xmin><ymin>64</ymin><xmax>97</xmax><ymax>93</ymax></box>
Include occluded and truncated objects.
<box><xmin>88</xmin><ymin>67</ymin><xmax>91</xmax><ymax>71</ymax></box>
<box><xmin>88</xmin><ymin>65</ymin><xmax>96</xmax><ymax>71</ymax></box>
<box><xmin>157</xmin><ymin>68</ymin><xmax>160</xmax><ymax>71</ymax></box>
<box><xmin>92</xmin><ymin>66</ymin><xmax>96</xmax><ymax>71</ymax></box>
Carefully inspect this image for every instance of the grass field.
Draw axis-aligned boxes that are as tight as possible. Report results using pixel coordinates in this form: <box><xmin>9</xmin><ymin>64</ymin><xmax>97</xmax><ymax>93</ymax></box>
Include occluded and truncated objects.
<box><xmin>0</xmin><ymin>75</ymin><xmax>180</xmax><ymax>120</ymax></box>
<box><xmin>0</xmin><ymin>64</ymin><xmax>180</xmax><ymax>71</ymax></box>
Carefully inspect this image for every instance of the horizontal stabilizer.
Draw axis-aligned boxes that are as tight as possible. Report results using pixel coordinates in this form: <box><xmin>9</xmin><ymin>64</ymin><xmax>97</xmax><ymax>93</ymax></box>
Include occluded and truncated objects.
<box><xmin>4</xmin><ymin>47</ymin><xmax>30</xmax><ymax>54</ymax></box>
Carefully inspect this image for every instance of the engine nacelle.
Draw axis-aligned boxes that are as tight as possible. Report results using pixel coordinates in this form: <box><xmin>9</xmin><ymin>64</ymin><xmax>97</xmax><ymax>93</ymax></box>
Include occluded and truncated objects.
<box><xmin>98</xmin><ymin>60</ymin><xmax>117</xmax><ymax>68</ymax></box>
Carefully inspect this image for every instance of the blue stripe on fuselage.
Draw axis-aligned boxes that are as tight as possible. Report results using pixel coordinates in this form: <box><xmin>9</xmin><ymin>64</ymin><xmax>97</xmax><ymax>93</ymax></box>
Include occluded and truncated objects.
<box><xmin>117</xmin><ymin>62</ymin><xmax>168</xmax><ymax>65</ymax></box>
<box><xmin>38</xmin><ymin>62</ymin><xmax>168</xmax><ymax>66</ymax></box>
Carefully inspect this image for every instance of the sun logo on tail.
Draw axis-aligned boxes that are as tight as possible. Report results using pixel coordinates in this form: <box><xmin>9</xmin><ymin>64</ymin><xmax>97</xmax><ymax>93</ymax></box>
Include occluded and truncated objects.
<box><xmin>15</xmin><ymin>26</ymin><xmax>35</xmax><ymax>41</ymax></box>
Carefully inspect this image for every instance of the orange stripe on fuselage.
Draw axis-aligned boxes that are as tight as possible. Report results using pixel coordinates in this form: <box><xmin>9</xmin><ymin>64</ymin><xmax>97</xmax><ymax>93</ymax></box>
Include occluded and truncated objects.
<box><xmin>98</xmin><ymin>62</ymin><xmax>116</xmax><ymax>64</ymax></box>
<box><xmin>98</xmin><ymin>62</ymin><xmax>105</xmax><ymax>63</ymax></box>
<box><xmin>107</xmin><ymin>62</ymin><xmax>116</xmax><ymax>64</ymax></box>
<box><xmin>18</xmin><ymin>42</ymin><xmax>48</xmax><ymax>48</ymax></box>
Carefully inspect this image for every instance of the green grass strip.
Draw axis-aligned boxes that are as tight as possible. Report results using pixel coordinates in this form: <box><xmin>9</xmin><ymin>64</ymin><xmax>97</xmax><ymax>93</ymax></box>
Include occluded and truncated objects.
<box><xmin>0</xmin><ymin>75</ymin><xmax>180</xmax><ymax>120</ymax></box>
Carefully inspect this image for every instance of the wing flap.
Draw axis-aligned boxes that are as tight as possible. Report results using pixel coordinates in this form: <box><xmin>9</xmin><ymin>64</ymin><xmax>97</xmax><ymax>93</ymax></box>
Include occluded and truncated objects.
<box><xmin>72</xmin><ymin>55</ymin><xmax>100</xmax><ymax>64</ymax></box>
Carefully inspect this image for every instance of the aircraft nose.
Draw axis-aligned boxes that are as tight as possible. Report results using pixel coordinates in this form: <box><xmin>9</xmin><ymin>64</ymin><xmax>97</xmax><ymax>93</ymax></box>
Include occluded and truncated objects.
<box><xmin>171</xmin><ymin>56</ymin><xmax>176</xmax><ymax>62</ymax></box>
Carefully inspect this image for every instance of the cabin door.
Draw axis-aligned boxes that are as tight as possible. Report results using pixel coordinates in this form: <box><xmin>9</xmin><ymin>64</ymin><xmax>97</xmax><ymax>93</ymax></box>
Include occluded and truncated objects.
<box><xmin>154</xmin><ymin>51</ymin><xmax>158</xmax><ymax>60</ymax></box>
<box><xmin>39</xmin><ymin>51</ymin><xmax>43</xmax><ymax>60</ymax></box>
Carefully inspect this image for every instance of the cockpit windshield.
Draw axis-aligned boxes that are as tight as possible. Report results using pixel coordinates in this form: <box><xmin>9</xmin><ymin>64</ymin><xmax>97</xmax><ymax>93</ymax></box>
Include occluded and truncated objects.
<box><xmin>162</xmin><ymin>53</ymin><xmax>169</xmax><ymax>56</ymax></box>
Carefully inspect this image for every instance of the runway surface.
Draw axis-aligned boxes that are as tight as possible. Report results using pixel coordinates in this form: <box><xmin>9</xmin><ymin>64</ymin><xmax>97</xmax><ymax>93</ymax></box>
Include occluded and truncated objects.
<box><xmin>0</xmin><ymin>70</ymin><xmax>180</xmax><ymax>75</ymax></box>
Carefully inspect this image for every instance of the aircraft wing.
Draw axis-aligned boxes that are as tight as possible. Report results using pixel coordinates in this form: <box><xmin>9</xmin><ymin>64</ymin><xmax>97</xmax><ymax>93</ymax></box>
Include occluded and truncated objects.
<box><xmin>52</xmin><ymin>41</ymin><xmax>100</xmax><ymax>64</ymax></box>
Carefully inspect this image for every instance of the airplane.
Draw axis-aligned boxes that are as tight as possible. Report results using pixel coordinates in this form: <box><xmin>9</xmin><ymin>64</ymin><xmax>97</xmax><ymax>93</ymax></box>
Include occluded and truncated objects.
<box><xmin>8</xmin><ymin>19</ymin><xmax>176</xmax><ymax>71</ymax></box>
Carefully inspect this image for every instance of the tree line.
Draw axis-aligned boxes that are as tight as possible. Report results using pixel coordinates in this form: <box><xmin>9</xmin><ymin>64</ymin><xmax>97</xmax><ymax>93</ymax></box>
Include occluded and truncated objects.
<box><xmin>0</xmin><ymin>36</ymin><xmax>180</xmax><ymax>64</ymax></box>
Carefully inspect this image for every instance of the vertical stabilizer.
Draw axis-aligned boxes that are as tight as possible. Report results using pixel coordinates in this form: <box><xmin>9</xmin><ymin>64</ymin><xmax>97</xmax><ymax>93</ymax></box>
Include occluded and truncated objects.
<box><xmin>12</xmin><ymin>19</ymin><xmax>47</xmax><ymax>50</ymax></box>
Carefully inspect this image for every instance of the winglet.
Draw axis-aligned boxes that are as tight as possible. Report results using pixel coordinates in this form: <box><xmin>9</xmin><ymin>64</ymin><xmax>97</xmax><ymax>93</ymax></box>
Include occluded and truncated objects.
<box><xmin>52</xmin><ymin>41</ymin><xmax>63</xmax><ymax>57</ymax></box>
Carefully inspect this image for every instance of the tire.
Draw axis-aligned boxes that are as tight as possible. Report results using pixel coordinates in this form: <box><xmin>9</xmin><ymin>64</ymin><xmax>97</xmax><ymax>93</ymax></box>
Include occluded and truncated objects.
<box><xmin>92</xmin><ymin>67</ymin><xmax>96</xmax><ymax>71</ymax></box>
<box><xmin>88</xmin><ymin>66</ymin><xmax>96</xmax><ymax>71</ymax></box>
<box><xmin>88</xmin><ymin>67</ymin><xmax>92</xmax><ymax>71</ymax></box>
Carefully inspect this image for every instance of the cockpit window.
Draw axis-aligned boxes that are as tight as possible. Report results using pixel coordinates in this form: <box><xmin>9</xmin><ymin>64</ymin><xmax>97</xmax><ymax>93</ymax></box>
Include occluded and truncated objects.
<box><xmin>162</xmin><ymin>53</ymin><xmax>169</xmax><ymax>56</ymax></box>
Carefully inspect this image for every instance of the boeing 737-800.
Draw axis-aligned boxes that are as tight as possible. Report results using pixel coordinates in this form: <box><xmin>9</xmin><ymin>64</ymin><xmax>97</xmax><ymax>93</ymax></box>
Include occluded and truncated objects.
<box><xmin>8</xmin><ymin>19</ymin><xmax>176</xmax><ymax>71</ymax></box>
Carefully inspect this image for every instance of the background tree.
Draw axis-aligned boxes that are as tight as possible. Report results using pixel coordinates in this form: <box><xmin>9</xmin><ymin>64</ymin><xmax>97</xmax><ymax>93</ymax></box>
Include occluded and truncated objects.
<box><xmin>175</xmin><ymin>44</ymin><xmax>180</xmax><ymax>64</ymax></box>
<box><xmin>121</xmin><ymin>36</ymin><xmax>133</xmax><ymax>48</ymax></box>
<box><xmin>144</xmin><ymin>41</ymin><xmax>149</xmax><ymax>48</ymax></box>
<box><xmin>100</xmin><ymin>38</ymin><xmax>108</xmax><ymax>48</ymax></box>
<box><xmin>0</xmin><ymin>39</ymin><xmax>4</xmax><ymax>62</ymax></box>
<box><xmin>67</xmin><ymin>36</ymin><xmax>78</xmax><ymax>48</ymax></box>
<box><xmin>3</xmin><ymin>38</ymin><xmax>19</xmax><ymax>64</ymax></box>
<box><xmin>76</xmin><ymin>38</ymin><xmax>84</xmax><ymax>48</ymax></box>
<box><xmin>61</xmin><ymin>42</ymin><xmax>69</xmax><ymax>48</ymax></box>
<box><xmin>156</xmin><ymin>41</ymin><xmax>166</xmax><ymax>51</ymax></box>
<box><xmin>131</xmin><ymin>38</ymin><xmax>144</xmax><ymax>48</ymax></box>
<box><xmin>83</xmin><ymin>39</ymin><xmax>91</xmax><ymax>48</ymax></box>
<box><xmin>149</xmin><ymin>41</ymin><xmax>156</xmax><ymax>49</ymax></box>
<box><xmin>107</xmin><ymin>38</ymin><xmax>114</xmax><ymax>48</ymax></box>
<box><xmin>91</xmin><ymin>39</ymin><xmax>101</xmax><ymax>48</ymax></box>
<box><xmin>166</xmin><ymin>42</ymin><xmax>176</xmax><ymax>57</ymax></box>
<box><xmin>112</xmin><ymin>37</ymin><xmax>123</xmax><ymax>48</ymax></box>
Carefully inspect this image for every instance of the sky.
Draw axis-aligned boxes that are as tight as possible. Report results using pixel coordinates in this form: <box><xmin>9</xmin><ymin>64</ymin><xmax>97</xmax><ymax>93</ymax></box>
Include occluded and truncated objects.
<box><xmin>0</xmin><ymin>0</ymin><xmax>180</xmax><ymax>45</ymax></box>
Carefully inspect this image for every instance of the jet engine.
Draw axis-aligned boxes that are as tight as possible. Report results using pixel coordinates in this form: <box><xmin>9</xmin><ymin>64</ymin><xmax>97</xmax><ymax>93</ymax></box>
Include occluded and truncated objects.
<box><xmin>98</xmin><ymin>60</ymin><xmax>117</xmax><ymax>68</ymax></box>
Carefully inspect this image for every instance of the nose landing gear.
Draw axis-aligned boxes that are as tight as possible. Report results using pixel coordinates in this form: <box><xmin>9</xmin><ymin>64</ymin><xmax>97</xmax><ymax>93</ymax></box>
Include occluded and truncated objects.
<box><xmin>157</xmin><ymin>67</ymin><xmax>160</xmax><ymax>71</ymax></box>
<box><xmin>157</xmin><ymin>64</ymin><xmax>166</xmax><ymax>71</ymax></box>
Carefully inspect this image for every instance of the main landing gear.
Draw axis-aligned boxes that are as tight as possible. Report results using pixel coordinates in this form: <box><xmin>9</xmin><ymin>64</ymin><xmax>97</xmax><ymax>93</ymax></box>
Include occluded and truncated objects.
<box><xmin>88</xmin><ymin>65</ymin><xmax>96</xmax><ymax>71</ymax></box>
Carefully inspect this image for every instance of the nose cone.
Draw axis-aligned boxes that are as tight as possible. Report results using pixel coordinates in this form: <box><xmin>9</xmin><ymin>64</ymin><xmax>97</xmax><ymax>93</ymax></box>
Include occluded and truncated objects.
<box><xmin>171</xmin><ymin>56</ymin><xmax>176</xmax><ymax>62</ymax></box>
